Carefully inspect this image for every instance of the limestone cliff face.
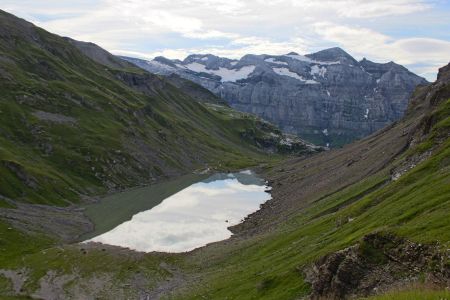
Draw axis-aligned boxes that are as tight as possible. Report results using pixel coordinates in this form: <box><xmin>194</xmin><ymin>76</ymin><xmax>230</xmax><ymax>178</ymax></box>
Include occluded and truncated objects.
<box><xmin>121</xmin><ymin>48</ymin><xmax>427</xmax><ymax>147</ymax></box>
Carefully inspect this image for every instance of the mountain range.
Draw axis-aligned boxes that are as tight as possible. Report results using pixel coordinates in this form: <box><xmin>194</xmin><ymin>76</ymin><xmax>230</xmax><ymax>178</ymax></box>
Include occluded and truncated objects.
<box><xmin>122</xmin><ymin>49</ymin><xmax>427</xmax><ymax>146</ymax></box>
<box><xmin>0</xmin><ymin>8</ymin><xmax>449</xmax><ymax>300</ymax></box>
<box><xmin>0</xmin><ymin>9</ymin><xmax>319</xmax><ymax>207</ymax></box>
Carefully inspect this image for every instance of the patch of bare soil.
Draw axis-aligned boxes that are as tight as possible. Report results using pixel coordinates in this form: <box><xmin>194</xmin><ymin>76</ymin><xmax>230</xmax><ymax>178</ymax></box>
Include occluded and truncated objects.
<box><xmin>0</xmin><ymin>268</ymin><xmax>27</xmax><ymax>294</ymax></box>
<box><xmin>0</xmin><ymin>198</ymin><xmax>93</xmax><ymax>242</ymax></box>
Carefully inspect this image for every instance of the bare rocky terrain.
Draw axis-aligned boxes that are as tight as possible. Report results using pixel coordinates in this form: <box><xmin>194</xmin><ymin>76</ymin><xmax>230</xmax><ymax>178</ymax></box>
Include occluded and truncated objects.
<box><xmin>122</xmin><ymin>49</ymin><xmax>428</xmax><ymax>147</ymax></box>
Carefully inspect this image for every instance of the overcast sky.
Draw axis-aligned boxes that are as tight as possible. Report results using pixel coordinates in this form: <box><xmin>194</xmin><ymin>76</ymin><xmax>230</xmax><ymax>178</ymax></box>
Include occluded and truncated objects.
<box><xmin>3</xmin><ymin>0</ymin><xmax>450</xmax><ymax>80</ymax></box>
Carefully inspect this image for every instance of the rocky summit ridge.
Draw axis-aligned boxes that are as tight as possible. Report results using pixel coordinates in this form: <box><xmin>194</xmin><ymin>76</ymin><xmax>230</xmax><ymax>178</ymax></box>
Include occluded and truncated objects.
<box><xmin>122</xmin><ymin>48</ymin><xmax>428</xmax><ymax>147</ymax></box>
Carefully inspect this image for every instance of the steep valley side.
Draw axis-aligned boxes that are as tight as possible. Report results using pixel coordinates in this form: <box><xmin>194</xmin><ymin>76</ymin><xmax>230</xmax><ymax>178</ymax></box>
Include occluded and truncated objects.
<box><xmin>0</xmin><ymin>9</ymin><xmax>449</xmax><ymax>300</ymax></box>
<box><xmin>0</xmin><ymin>59</ymin><xmax>448</xmax><ymax>299</ymax></box>
<box><xmin>122</xmin><ymin>49</ymin><xmax>428</xmax><ymax>147</ymax></box>
<box><xmin>0</xmin><ymin>9</ymin><xmax>317</xmax><ymax>210</ymax></box>
<box><xmin>174</xmin><ymin>63</ymin><xmax>450</xmax><ymax>299</ymax></box>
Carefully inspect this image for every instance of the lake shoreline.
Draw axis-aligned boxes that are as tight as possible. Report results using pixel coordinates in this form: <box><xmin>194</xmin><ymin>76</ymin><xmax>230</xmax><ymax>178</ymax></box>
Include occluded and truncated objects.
<box><xmin>84</xmin><ymin>170</ymin><xmax>270</xmax><ymax>253</ymax></box>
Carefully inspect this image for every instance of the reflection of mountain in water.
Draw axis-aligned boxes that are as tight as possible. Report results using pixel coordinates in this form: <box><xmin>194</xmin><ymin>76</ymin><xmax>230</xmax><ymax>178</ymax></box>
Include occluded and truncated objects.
<box><xmin>202</xmin><ymin>171</ymin><xmax>265</xmax><ymax>186</ymax></box>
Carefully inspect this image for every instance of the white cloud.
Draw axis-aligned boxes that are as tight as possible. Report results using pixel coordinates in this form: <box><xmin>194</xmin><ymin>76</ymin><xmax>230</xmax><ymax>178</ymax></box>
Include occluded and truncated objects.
<box><xmin>2</xmin><ymin>0</ymin><xmax>447</xmax><ymax>80</ymax></box>
<box><xmin>111</xmin><ymin>49</ymin><xmax>156</xmax><ymax>60</ymax></box>
<box><xmin>113</xmin><ymin>36</ymin><xmax>311</xmax><ymax>61</ymax></box>
<box><xmin>290</xmin><ymin>0</ymin><xmax>431</xmax><ymax>18</ymax></box>
<box><xmin>312</xmin><ymin>22</ymin><xmax>450</xmax><ymax>80</ymax></box>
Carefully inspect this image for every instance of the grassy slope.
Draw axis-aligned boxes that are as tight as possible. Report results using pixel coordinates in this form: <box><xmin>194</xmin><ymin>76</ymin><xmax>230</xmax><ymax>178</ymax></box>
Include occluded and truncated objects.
<box><xmin>2</xmin><ymin>71</ymin><xmax>439</xmax><ymax>299</ymax></box>
<box><xmin>366</xmin><ymin>288</ymin><xmax>450</xmax><ymax>300</ymax></box>
<box><xmin>172</xmin><ymin>78</ymin><xmax>449</xmax><ymax>299</ymax></box>
<box><xmin>181</xmin><ymin>138</ymin><xmax>449</xmax><ymax>299</ymax></box>
<box><xmin>0</xmin><ymin>10</ymin><xmax>296</xmax><ymax>298</ymax></box>
<box><xmin>0</xmin><ymin>9</ymin><xmax>448</xmax><ymax>299</ymax></box>
<box><xmin>0</xmin><ymin>9</ymin><xmax>284</xmax><ymax>207</ymax></box>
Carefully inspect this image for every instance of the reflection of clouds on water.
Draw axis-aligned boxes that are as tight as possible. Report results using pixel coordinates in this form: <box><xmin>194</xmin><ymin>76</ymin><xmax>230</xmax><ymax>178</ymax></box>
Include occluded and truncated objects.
<box><xmin>88</xmin><ymin>172</ymin><xmax>270</xmax><ymax>253</ymax></box>
<box><xmin>202</xmin><ymin>170</ymin><xmax>265</xmax><ymax>186</ymax></box>
<box><xmin>239</xmin><ymin>170</ymin><xmax>252</xmax><ymax>175</ymax></box>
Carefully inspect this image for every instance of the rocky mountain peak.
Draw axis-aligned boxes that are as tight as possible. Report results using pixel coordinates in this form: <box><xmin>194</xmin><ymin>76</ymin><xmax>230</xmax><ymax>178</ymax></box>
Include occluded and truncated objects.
<box><xmin>183</xmin><ymin>54</ymin><xmax>234</xmax><ymax>68</ymax></box>
<box><xmin>184</xmin><ymin>54</ymin><xmax>209</xmax><ymax>62</ymax></box>
<box><xmin>64</xmin><ymin>37</ymin><xmax>134</xmax><ymax>69</ymax></box>
<box><xmin>121</xmin><ymin>49</ymin><xmax>427</xmax><ymax>147</ymax></box>
<box><xmin>154</xmin><ymin>56</ymin><xmax>179</xmax><ymax>67</ymax></box>
<box><xmin>307</xmin><ymin>47</ymin><xmax>357</xmax><ymax>64</ymax></box>
<box><xmin>437</xmin><ymin>62</ymin><xmax>450</xmax><ymax>81</ymax></box>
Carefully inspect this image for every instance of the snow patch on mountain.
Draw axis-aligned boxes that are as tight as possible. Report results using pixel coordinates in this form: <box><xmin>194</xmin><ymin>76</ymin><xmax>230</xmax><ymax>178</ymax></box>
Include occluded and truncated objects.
<box><xmin>286</xmin><ymin>54</ymin><xmax>340</xmax><ymax>65</ymax></box>
<box><xmin>285</xmin><ymin>54</ymin><xmax>313</xmax><ymax>63</ymax></box>
<box><xmin>184</xmin><ymin>62</ymin><xmax>255</xmax><ymax>82</ymax></box>
<box><xmin>265</xmin><ymin>58</ymin><xmax>288</xmax><ymax>65</ymax></box>
<box><xmin>145</xmin><ymin>60</ymin><xmax>175</xmax><ymax>74</ymax></box>
<box><xmin>273</xmin><ymin>67</ymin><xmax>318</xmax><ymax>84</ymax></box>
<box><xmin>311</xmin><ymin>65</ymin><xmax>327</xmax><ymax>78</ymax></box>
<box><xmin>184</xmin><ymin>62</ymin><xmax>208</xmax><ymax>73</ymax></box>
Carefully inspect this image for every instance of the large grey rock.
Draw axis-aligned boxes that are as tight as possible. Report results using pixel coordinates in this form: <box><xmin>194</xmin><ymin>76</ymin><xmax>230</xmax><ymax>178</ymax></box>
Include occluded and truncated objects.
<box><xmin>120</xmin><ymin>48</ymin><xmax>428</xmax><ymax>147</ymax></box>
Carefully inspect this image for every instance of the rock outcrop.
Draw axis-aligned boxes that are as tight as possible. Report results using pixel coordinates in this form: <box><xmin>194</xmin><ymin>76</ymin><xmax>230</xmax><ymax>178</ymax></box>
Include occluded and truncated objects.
<box><xmin>122</xmin><ymin>49</ymin><xmax>428</xmax><ymax>147</ymax></box>
<box><xmin>305</xmin><ymin>233</ymin><xmax>450</xmax><ymax>299</ymax></box>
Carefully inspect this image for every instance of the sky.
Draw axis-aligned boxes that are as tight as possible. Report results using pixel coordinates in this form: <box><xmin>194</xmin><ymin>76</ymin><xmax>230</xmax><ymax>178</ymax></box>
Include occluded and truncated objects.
<box><xmin>2</xmin><ymin>0</ymin><xmax>450</xmax><ymax>81</ymax></box>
